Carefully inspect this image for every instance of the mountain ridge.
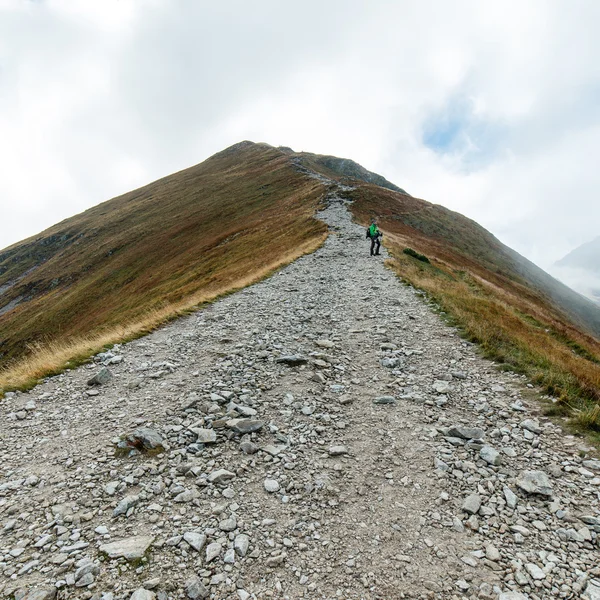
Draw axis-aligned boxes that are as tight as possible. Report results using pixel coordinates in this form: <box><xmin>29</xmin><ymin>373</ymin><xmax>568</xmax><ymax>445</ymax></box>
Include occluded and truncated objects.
<box><xmin>1</xmin><ymin>140</ymin><xmax>599</xmax><ymax>432</ymax></box>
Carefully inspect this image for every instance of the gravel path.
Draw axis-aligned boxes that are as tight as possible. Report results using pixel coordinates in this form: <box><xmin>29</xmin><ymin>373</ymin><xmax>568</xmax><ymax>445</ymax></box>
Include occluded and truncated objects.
<box><xmin>1</xmin><ymin>191</ymin><xmax>599</xmax><ymax>600</ymax></box>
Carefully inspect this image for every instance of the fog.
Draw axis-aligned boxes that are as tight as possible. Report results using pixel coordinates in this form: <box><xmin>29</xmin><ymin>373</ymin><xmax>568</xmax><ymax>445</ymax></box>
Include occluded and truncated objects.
<box><xmin>548</xmin><ymin>265</ymin><xmax>600</xmax><ymax>305</ymax></box>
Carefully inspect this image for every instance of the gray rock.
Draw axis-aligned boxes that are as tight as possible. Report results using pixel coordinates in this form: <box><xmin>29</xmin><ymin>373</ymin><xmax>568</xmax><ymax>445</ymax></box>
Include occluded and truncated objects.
<box><xmin>381</xmin><ymin>357</ymin><xmax>400</xmax><ymax>368</ymax></box>
<box><xmin>113</xmin><ymin>494</ymin><xmax>139</xmax><ymax>517</ymax></box>
<box><xmin>219</xmin><ymin>515</ymin><xmax>237</xmax><ymax>531</ymax></box>
<box><xmin>234</xmin><ymin>533</ymin><xmax>250</xmax><ymax>557</ymax></box>
<box><xmin>462</xmin><ymin>493</ymin><xmax>481</xmax><ymax>515</ymax></box>
<box><xmin>373</xmin><ymin>396</ymin><xmax>396</xmax><ymax>404</ymax></box>
<box><xmin>525</xmin><ymin>563</ymin><xmax>546</xmax><ymax>580</ymax></box>
<box><xmin>432</xmin><ymin>380</ymin><xmax>451</xmax><ymax>394</ymax></box>
<box><xmin>498</xmin><ymin>594</ymin><xmax>528</xmax><ymax>600</ymax></box>
<box><xmin>192</xmin><ymin>428</ymin><xmax>217</xmax><ymax>443</ymax></box>
<box><xmin>485</xmin><ymin>544</ymin><xmax>500</xmax><ymax>561</ymax></box>
<box><xmin>74</xmin><ymin>562</ymin><xmax>99</xmax><ymax>582</ymax></box>
<box><xmin>240</xmin><ymin>441</ymin><xmax>259</xmax><ymax>454</ymax></box>
<box><xmin>227</xmin><ymin>419</ymin><xmax>264</xmax><ymax>434</ymax></box>
<box><xmin>451</xmin><ymin>371</ymin><xmax>467</xmax><ymax>379</ymax></box>
<box><xmin>130</xmin><ymin>590</ymin><xmax>156</xmax><ymax>600</ymax></box>
<box><xmin>264</xmin><ymin>478</ymin><xmax>280</xmax><ymax>493</ymax></box>
<box><xmin>205</xmin><ymin>542</ymin><xmax>221</xmax><ymax>563</ymax></box>
<box><xmin>584</xmin><ymin>580</ymin><xmax>600</xmax><ymax>600</ymax></box>
<box><xmin>447</xmin><ymin>426</ymin><xmax>484</xmax><ymax>440</ymax></box>
<box><xmin>316</xmin><ymin>339</ymin><xmax>335</xmax><ymax>348</ymax></box>
<box><xmin>183</xmin><ymin>531</ymin><xmax>206</xmax><ymax>552</ymax></box>
<box><xmin>328</xmin><ymin>445</ymin><xmax>348</xmax><ymax>456</ymax></box>
<box><xmin>186</xmin><ymin>576</ymin><xmax>209</xmax><ymax>599</ymax></box>
<box><xmin>516</xmin><ymin>470</ymin><xmax>553</xmax><ymax>496</ymax></box>
<box><xmin>503</xmin><ymin>486</ymin><xmax>518</xmax><ymax>509</ymax></box>
<box><xmin>125</xmin><ymin>428</ymin><xmax>164</xmax><ymax>450</ymax></box>
<box><xmin>480</xmin><ymin>445</ymin><xmax>502</xmax><ymax>466</ymax></box>
<box><xmin>520</xmin><ymin>418</ymin><xmax>542</xmax><ymax>434</ymax></box>
<box><xmin>208</xmin><ymin>469</ymin><xmax>236</xmax><ymax>484</ymax></box>
<box><xmin>99</xmin><ymin>535</ymin><xmax>154</xmax><ymax>560</ymax></box>
<box><xmin>262</xmin><ymin>444</ymin><xmax>284</xmax><ymax>456</ymax></box>
<box><xmin>174</xmin><ymin>489</ymin><xmax>200</xmax><ymax>503</ymax></box>
<box><xmin>224</xmin><ymin>547</ymin><xmax>236</xmax><ymax>563</ymax></box>
<box><xmin>583</xmin><ymin>459</ymin><xmax>600</xmax><ymax>471</ymax></box>
<box><xmin>87</xmin><ymin>367</ymin><xmax>113</xmax><ymax>386</ymax></box>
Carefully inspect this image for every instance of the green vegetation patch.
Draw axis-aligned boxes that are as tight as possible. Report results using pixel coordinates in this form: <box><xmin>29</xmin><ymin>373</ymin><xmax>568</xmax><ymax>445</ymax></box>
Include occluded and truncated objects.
<box><xmin>403</xmin><ymin>248</ymin><xmax>430</xmax><ymax>263</ymax></box>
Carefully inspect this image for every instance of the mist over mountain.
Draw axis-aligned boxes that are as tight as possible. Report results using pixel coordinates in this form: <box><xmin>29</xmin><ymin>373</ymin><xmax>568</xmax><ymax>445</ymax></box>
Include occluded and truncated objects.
<box><xmin>553</xmin><ymin>237</ymin><xmax>600</xmax><ymax>304</ymax></box>
<box><xmin>557</xmin><ymin>236</ymin><xmax>600</xmax><ymax>273</ymax></box>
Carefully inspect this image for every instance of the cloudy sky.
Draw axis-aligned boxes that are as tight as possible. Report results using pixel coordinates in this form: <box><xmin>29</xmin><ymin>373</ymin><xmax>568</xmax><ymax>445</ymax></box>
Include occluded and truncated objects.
<box><xmin>1</xmin><ymin>0</ymin><xmax>599</xmax><ymax>282</ymax></box>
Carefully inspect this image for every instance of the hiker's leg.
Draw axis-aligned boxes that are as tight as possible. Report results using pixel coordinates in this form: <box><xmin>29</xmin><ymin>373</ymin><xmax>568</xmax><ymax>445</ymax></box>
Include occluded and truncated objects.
<box><xmin>375</xmin><ymin>240</ymin><xmax>381</xmax><ymax>255</ymax></box>
<box><xmin>370</xmin><ymin>239</ymin><xmax>375</xmax><ymax>255</ymax></box>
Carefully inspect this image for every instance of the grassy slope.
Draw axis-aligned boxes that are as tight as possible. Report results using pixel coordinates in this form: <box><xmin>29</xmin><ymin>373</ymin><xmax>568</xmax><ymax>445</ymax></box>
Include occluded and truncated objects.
<box><xmin>344</xmin><ymin>183</ymin><xmax>600</xmax><ymax>433</ymax></box>
<box><xmin>0</xmin><ymin>142</ymin><xmax>327</xmax><ymax>391</ymax></box>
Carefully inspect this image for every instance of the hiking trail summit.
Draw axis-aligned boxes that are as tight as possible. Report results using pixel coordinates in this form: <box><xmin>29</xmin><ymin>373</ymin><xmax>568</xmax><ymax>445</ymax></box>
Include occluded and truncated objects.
<box><xmin>1</xmin><ymin>192</ymin><xmax>599</xmax><ymax>600</ymax></box>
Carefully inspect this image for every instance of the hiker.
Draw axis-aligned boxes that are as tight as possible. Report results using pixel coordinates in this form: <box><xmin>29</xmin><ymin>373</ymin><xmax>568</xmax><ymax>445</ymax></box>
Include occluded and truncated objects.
<box><xmin>366</xmin><ymin>220</ymin><xmax>382</xmax><ymax>256</ymax></box>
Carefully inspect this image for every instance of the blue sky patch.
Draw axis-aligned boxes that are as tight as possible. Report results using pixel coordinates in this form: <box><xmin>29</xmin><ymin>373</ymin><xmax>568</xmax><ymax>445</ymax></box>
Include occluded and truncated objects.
<box><xmin>422</xmin><ymin>93</ymin><xmax>508</xmax><ymax>170</ymax></box>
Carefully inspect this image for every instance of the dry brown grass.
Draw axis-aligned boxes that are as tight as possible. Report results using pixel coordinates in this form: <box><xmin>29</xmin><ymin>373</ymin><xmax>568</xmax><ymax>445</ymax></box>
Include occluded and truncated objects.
<box><xmin>0</xmin><ymin>233</ymin><xmax>325</xmax><ymax>392</ymax></box>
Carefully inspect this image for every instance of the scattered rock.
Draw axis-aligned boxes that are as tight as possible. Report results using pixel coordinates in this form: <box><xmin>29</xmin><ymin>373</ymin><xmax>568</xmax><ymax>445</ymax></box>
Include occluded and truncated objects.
<box><xmin>185</xmin><ymin>576</ymin><xmax>209</xmax><ymax>600</ymax></box>
<box><xmin>462</xmin><ymin>493</ymin><xmax>481</xmax><ymax>515</ymax></box>
<box><xmin>87</xmin><ymin>367</ymin><xmax>113</xmax><ymax>386</ymax></box>
<box><xmin>208</xmin><ymin>469</ymin><xmax>236</xmax><ymax>484</ymax></box>
<box><xmin>183</xmin><ymin>531</ymin><xmax>206</xmax><ymax>552</ymax></box>
<box><xmin>124</xmin><ymin>428</ymin><xmax>164</xmax><ymax>451</ymax></box>
<box><xmin>373</xmin><ymin>396</ymin><xmax>396</xmax><ymax>404</ymax></box>
<box><xmin>264</xmin><ymin>478</ymin><xmax>280</xmax><ymax>493</ymax></box>
<box><xmin>99</xmin><ymin>535</ymin><xmax>154</xmax><ymax>560</ymax></box>
<box><xmin>480</xmin><ymin>445</ymin><xmax>501</xmax><ymax>466</ymax></box>
<box><xmin>130</xmin><ymin>590</ymin><xmax>156</xmax><ymax>600</ymax></box>
<box><xmin>447</xmin><ymin>426</ymin><xmax>484</xmax><ymax>440</ymax></box>
<box><xmin>516</xmin><ymin>470</ymin><xmax>553</xmax><ymax>496</ymax></box>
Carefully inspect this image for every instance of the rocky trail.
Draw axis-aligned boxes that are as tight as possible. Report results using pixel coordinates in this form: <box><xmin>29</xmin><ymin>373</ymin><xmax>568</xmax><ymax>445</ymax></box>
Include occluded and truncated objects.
<box><xmin>1</xmin><ymin>193</ymin><xmax>599</xmax><ymax>600</ymax></box>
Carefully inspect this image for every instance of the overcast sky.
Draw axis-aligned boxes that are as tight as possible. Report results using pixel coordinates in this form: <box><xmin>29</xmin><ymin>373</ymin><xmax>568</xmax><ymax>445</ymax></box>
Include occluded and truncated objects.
<box><xmin>1</xmin><ymin>0</ymin><xmax>599</xmax><ymax>282</ymax></box>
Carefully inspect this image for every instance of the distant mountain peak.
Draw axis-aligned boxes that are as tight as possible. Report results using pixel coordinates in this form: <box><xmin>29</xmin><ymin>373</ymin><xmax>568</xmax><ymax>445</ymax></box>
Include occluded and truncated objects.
<box><xmin>556</xmin><ymin>236</ymin><xmax>600</xmax><ymax>273</ymax></box>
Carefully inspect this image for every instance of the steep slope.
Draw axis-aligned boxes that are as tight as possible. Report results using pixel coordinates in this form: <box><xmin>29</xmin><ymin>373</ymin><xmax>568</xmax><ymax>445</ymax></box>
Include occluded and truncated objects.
<box><xmin>0</xmin><ymin>142</ymin><xmax>327</xmax><ymax>384</ymax></box>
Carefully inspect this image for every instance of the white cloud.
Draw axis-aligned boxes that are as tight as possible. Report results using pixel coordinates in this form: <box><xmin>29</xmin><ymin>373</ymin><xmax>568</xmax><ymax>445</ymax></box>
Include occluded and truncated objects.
<box><xmin>0</xmin><ymin>0</ymin><xmax>598</xmax><ymax>283</ymax></box>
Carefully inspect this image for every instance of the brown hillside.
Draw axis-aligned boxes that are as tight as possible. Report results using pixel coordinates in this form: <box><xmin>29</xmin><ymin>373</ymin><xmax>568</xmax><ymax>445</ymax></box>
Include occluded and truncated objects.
<box><xmin>0</xmin><ymin>142</ymin><xmax>327</xmax><ymax>389</ymax></box>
